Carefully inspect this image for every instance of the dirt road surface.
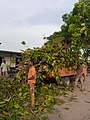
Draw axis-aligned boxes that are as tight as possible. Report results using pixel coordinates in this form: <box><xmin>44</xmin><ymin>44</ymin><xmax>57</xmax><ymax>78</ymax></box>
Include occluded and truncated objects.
<box><xmin>48</xmin><ymin>75</ymin><xmax>90</xmax><ymax>120</ymax></box>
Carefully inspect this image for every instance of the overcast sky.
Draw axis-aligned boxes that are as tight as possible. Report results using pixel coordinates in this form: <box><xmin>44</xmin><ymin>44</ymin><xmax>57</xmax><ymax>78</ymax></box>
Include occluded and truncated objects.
<box><xmin>0</xmin><ymin>0</ymin><xmax>78</xmax><ymax>52</ymax></box>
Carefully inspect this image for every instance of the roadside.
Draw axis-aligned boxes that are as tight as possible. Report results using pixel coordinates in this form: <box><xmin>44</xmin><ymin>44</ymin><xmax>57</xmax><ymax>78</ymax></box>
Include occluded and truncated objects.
<box><xmin>48</xmin><ymin>74</ymin><xmax>90</xmax><ymax>120</ymax></box>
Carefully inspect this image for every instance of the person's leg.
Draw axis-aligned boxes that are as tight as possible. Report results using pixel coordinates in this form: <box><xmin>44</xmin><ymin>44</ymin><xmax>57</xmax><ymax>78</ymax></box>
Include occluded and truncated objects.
<box><xmin>74</xmin><ymin>75</ymin><xmax>79</xmax><ymax>90</ymax></box>
<box><xmin>4</xmin><ymin>71</ymin><xmax>5</xmax><ymax>75</ymax></box>
<box><xmin>83</xmin><ymin>74</ymin><xmax>86</xmax><ymax>82</ymax></box>
<box><xmin>2</xmin><ymin>71</ymin><xmax>4</xmax><ymax>76</ymax></box>
<box><xmin>80</xmin><ymin>75</ymin><xmax>84</xmax><ymax>91</ymax></box>
<box><xmin>6</xmin><ymin>71</ymin><xmax>8</xmax><ymax>76</ymax></box>
<box><xmin>30</xmin><ymin>83</ymin><xmax>35</xmax><ymax>107</ymax></box>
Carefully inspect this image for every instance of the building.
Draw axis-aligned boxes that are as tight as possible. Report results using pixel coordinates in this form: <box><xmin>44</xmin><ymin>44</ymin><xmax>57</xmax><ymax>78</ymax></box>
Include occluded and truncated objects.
<box><xmin>0</xmin><ymin>50</ymin><xmax>22</xmax><ymax>67</ymax></box>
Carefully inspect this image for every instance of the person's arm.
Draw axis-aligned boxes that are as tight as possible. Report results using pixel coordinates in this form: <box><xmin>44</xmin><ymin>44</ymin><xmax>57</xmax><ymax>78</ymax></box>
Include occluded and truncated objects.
<box><xmin>27</xmin><ymin>75</ymin><xmax>35</xmax><ymax>80</ymax></box>
<box><xmin>1</xmin><ymin>63</ymin><xmax>2</xmax><ymax>68</ymax></box>
<box><xmin>25</xmin><ymin>75</ymin><xmax>35</xmax><ymax>83</ymax></box>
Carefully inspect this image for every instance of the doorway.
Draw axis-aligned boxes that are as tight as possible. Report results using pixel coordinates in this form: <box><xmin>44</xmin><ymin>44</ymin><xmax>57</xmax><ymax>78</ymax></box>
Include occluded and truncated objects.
<box><xmin>0</xmin><ymin>57</ymin><xmax>2</xmax><ymax>66</ymax></box>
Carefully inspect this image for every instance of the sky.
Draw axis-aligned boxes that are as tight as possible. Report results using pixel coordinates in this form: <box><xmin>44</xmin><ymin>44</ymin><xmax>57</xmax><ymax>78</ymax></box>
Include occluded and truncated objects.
<box><xmin>0</xmin><ymin>0</ymin><xmax>78</xmax><ymax>52</ymax></box>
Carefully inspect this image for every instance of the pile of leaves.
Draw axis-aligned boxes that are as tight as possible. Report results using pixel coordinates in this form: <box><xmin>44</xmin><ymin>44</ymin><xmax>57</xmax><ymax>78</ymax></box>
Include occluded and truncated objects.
<box><xmin>0</xmin><ymin>75</ymin><xmax>69</xmax><ymax>120</ymax></box>
<box><xmin>21</xmin><ymin>39</ymin><xmax>83</xmax><ymax>85</ymax></box>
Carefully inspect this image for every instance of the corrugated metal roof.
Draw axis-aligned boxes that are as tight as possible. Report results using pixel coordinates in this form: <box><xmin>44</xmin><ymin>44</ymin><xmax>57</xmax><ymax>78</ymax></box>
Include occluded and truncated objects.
<box><xmin>0</xmin><ymin>50</ymin><xmax>21</xmax><ymax>54</ymax></box>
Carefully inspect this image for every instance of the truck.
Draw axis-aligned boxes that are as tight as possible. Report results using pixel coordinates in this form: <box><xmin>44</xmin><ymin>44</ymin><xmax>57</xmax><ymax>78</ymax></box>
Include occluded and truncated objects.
<box><xmin>45</xmin><ymin>66</ymin><xmax>87</xmax><ymax>85</ymax></box>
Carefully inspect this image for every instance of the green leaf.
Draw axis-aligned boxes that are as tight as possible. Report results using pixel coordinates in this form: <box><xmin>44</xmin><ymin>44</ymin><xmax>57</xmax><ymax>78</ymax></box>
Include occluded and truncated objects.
<box><xmin>14</xmin><ymin>104</ymin><xmax>20</xmax><ymax>109</ymax></box>
<box><xmin>18</xmin><ymin>92</ymin><xmax>22</xmax><ymax>97</ymax></box>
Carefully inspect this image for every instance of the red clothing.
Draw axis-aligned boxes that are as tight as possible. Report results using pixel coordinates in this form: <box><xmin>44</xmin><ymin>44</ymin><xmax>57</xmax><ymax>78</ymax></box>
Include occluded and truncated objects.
<box><xmin>28</xmin><ymin>66</ymin><xmax>36</xmax><ymax>84</ymax></box>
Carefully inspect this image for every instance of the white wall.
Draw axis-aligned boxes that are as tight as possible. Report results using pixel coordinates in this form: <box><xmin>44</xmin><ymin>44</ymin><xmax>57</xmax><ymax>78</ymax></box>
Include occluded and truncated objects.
<box><xmin>10</xmin><ymin>57</ymin><xmax>16</xmax><ymax>67</ymax></box>
<box><xmin>4</xmin><ymin>57</ymin><xmax>10</xmax><ymax>65</ymax></box>
<box><xmin>4</xmin><ymin>56</ymin><xmax>16</xmax><ymax>67</ymax></box>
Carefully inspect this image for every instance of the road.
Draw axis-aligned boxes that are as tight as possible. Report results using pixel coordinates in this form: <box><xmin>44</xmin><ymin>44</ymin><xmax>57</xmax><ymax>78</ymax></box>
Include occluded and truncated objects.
<box><xmin>48</xmin><ymin>74</ymin><xmax>90</xmax><ymax>120</ymax></box>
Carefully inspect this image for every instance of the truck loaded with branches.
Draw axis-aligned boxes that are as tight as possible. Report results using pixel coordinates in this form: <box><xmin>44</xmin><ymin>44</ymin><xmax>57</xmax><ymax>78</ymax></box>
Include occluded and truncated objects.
<box><xmin>20</xmin><ymin>37</ymin><xmax>87</xmax><ymax>86</ymax></box>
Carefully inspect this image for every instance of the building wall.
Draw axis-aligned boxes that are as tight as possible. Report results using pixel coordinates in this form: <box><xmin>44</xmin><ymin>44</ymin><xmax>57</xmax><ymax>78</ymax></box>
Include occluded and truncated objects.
<box><xmin>4</xmin><ymin>57</ymin><xmax>10</xmax><ymax>65</ymax></box>
<box><xmin>4</xmin><ymin>57</ymin><xmax>16</xmax><ymax>67</ymax></box>
<box><xmin>0</xmin><ymin>51</ymin><xmax>21</xmax><ymax>67</ymax></box>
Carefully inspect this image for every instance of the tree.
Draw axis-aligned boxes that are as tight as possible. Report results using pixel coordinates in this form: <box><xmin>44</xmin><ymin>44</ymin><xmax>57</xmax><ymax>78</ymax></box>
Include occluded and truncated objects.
<box><xmin>47</xmin><ymin>0</ymin><xmax>90</xmax><ymax>61</ymax></box>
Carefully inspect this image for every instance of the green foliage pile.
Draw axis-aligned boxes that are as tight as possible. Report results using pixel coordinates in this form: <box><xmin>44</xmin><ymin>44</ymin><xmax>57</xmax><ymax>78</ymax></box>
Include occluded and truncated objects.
<box><xmin>0</xmin><ymin>76</ymin><xmax>67</xmax><ymax>120</ymax></box>
<box><xmin>21</xmin><ymin>40</ymin><xmax>82</xmax><ymax>85</ymax></box>
<box><xmin>0</xmin><ymin>76</ymin><xmax>32</xmax><ymax>120</ymax></box>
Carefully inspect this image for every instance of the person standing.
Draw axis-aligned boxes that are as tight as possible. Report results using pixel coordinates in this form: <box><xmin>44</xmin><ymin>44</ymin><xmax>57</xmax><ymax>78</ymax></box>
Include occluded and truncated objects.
<box><xmin>1</xmin><ymin>59</ymin><xmax>8</xmax><ymax>76</ymax></box>
<box><xmin>26</xmin><ymin>60</ymin><xmax>36</xmax><ymax>107</ymax></box>
<box><xmin>74</xmin><ymin>64</ymin><xmax>83</xmax><ymax>91</ymax></box>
